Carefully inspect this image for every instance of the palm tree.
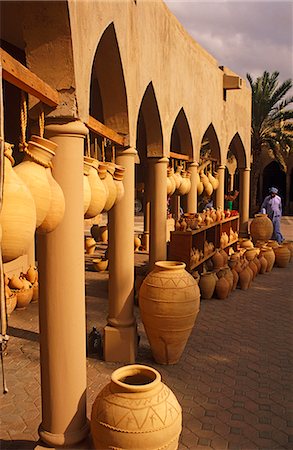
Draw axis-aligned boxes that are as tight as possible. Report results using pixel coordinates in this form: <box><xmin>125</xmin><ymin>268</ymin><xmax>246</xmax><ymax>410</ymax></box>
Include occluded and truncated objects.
<box><xmin>246</xmin><ymin>71</ymin><xmax>293</xmax><ymax>213</ymax></box>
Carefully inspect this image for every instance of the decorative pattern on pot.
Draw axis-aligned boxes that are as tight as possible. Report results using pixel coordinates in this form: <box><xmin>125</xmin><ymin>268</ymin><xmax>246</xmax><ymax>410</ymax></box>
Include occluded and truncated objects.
<box><xmin>84</xmin><ymin>157</ymin><xmax>107</xmax><ymax>218</ymax></box>
<box><xmin>274</xmin><ymin>245</ymin><xmax>290</xmax><ymax>268</ymax></box>
<box><xmin>14</xmin><ymin>136</ymin><xmax>56</xmax><ymax>227</ymax></box>
<box><xmin>91</xmin><ymin>364</ymin><xmax>182</xmax><ymax>449</ymax></box>
<box><xmin>139</xmin><ymin>261</ymin><xmax>200</xmax><ymax>364</ymax></box>
<box><xmin>113</xmin><ymin>165</ymin><xmax>125</xmax><ymax>205</ymax></box>
<box><xmin>199</xmin><ymin>271</ymin><xmax>217</xmax><ymax>299</ymax></box>
<box><xmin>0</xmin><ymin>143</ymin><xmax>36</xmax><ymax>263</ymax></box>
<box><xmin>250</xmin><ymin>214</ymin><xmax>273</xmax><ymax>243</ymax></box>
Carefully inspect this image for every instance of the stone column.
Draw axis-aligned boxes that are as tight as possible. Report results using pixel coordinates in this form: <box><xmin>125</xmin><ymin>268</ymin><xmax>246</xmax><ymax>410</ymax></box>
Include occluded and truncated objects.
<box><xmin>37</xmin><ymin>121</ymin><xmax>89</xmax><ymax>447</ymax></box>
<box><xmin>215</xmin><ymin>165</ymin><xmax>225</xmax><ymax>209</ymax></box>
<box><xmin>105</xmin><ymin>147</ymin><xmax>138</xmax><ymax>363</ymax></box>
<box><xmin>239</xmin><ymin>167</ymin><xmax>251</xmax><ymax>236</ymax></box>
<box><xmin>149</xmin><ymin>157</ymin><xmax>168</xmax><ymax>270</ymax></box>
<box><xmin>187</xmin><ymin>161</ymin><xmax>198</xmax><ymax>213</ymax></box>
<box><xmin>142</xmin><ymin>170</ymin><xmax>150</xmax><ymax>252</ymax></box>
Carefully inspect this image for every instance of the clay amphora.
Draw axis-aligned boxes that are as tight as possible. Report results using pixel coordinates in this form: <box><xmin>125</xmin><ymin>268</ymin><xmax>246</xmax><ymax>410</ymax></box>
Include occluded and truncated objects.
<box><xmin>99</xmin><ymin>162</ymin><xmax>117</xmax><ymax>212</ymax></box>
<box><xmin>26</xmin><ymin>265</ymin><xmax>38</xmax><ymax>284</ymax></box>
<box><xmin>199</xmin><ymin>271</ymin><xmax>217</xmax><ymax>299</ymax></box>
<box><xmin>99</xmin><ymin>225</ymin><xmax>108</xmax><ymax>243</ymax></box>
<box><xmin>212</xmin><ymin>249</ymin><xmax>224</xmax><ymax>270</ymax></box>
<box><xmin>282</xmin><ymin>241</ymin><xmax>293</xmax><ymax>261</ymax></box>
<box><xmin>219</xmin><ymin>249</ymin><xmax>228</xmax><ymax>265</ymax></box>
<box><xmin>113</xmin><ymin>165</ymin><xmax>125</xmax><ymax>205</ymax></box>
<box><xmin>258</xmin><ymin>255</ymin><xmax>268</xmax><ymax>274</ymax></box>
<box><xmin>239</xmin><ymin>238</ymin><xmax>254</xmax><ymax>249</ymax></box>
<box><xmin>9</xmin><ymin>275</ymin><xmax>24</xmax><ymax>290</ymax></box>
<box><xmin>238</xmin><ymin>267</ymin><xmax>250</xmax><ymax>290</ymax></box>
<box><xmin>253</xmin><ymin>256</ymin><xmax>261</xmax><ymax>274</ymax></box>
<box><xmin>215</xmin><ymin>274</ymin><xmax>229</xmax><ymax>299</ymax></box>
<box><xmin>84</xmin><ymin>158</ymin><xmax>107</xmax><ymax>218</ymax></box>
<box><xmin>139</xmin><ymin>261</ymin><xmax>200</xmax><ymax>364</ymax></box>
<box><xmin>260</xmin><ymin>247</ymin><xmax>275</xmax><ymax>272</ymax></box>
<box><xmin>274</xmin><ymin>245</ymin><xmax>290</xmax><ymax>268</ymax></box>
<box><xmin>0</xmin><ymin>144</ymin><xmax>36</xmax><ymax>263</ymax></box>
<box><xmin>134</xmin><ymin>235</ymin><xmax>141</xmax><ymax>251</ymax></box>
<box><xmin>173</xmin><ymin>165</ymin><xmax>183</xmax><ymax>191</ymax></box>
<box><xmin>249</xmin><ymin>260</ymin><xmax>257</xmax><ymax>279</ymax></box>
<box><xmin>37</xmin><ymin>167</ymin><xmax>65</xmax><ymax>233</ymax></box>
<box><xmin>231</xmin><ymin>268</ymin><xmax>239</xmax><ymax>290</ymax></box>
<box><xmin>208</xmin><ymin>171</ymin><xmax>219</xmax><ymax>190</ymax></box>
<box><xmin>91</xmin><ymin>364</ymin><xmax>182</xmax><ymax>449</ymax></box>
<box><xmin>196</xmin><ymin>172</ymin><xmax>204</xmax><ymax>195</ymax></box>
<box><xmin>83</xmin><ymin>164</ymin><xmax>92</xmax><ymax>214</ymax></box>
<box><xmin>85</xmin><ymin>237</ymin><xmax>96</xmax><ymax>255</ymax></box>
<box><xmin>167</xmin><ymin>168</ymin><xmax>176</xmax><ymax>196</ymax></box>
<box><xmin>250</xmin><ymin>214</ymin><xmax>273</xmax><ymax>243</ymax></box>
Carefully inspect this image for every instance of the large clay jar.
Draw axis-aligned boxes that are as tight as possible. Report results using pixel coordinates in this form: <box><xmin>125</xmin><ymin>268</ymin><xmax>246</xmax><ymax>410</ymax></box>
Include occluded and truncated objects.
<box><xmin>196</xmin><ymin>172</ymin><xmax>204</xmax><ymax>195</ymax></box>
<box><xmin>250</xmin><ymin>214</ymin><xmax>273</xmax><ymax>243</ymax></box>
<box><xmin>14</xmin><ymin>136</ymin><xmax>55</xmax><ymax>227</ymax></box>
<box><xmin>231</xmin><ymin>268</ymin><xmax>239</xmax><ymax>290</ymax></box>
<box><xmin>215</xmin><ymin>273</ymin><xmax>229</xmax><ymax>299</ymax></box>
<box><xmin>91</xmin><ymin>364</ymin><xmax>182</xmax><ymax>449</ymax></box>
<box><xmin>238</xmin><ymin>266</ymin><xmax>250</xmax><ymax>290</ymax></box>
<box><xmin>260</xmin><ymin>247</ymin><xmax>275</xmax><ymax>272</ymax></box>
<box><xmin>84</xmin><ymin>158</ymin><xmax>107</xmax><ymax>218</ymax></box>
<box><xmin>258</xmin><ymin>255</ymin><xmax>268</xmax><ymax>274</ymax></box>
<box><xmin>249</xmin><ymin>259</ymin><xmax>258</xmax><ymax>280</ymax></box>
<box><xmin>167</xmin><ymin>167</ymin><xmax>176</xmax><ymax>196</ymax></box>
<box><xmin>239</xmin><ymin>238</ymin><xmax>254</xmax><ymax>249</ymax></box>
<box><xmin>83</xmin><ymin>162</ymin><xmax>92</xmax><ymax>214</ymax></box>
<box><xmin>200</xmin><ymin>171</ymin><xmax>213</xmax><ymax>196</ymax></box>
<box><xmin>177</xmin><ymin>171</ymin><xmax>191</xmax><ymax>196</ymax></box>
<box><xmin>113</xmin><ymin>165</ymin><xmax>125</xmax><ymax>205</ymax></box>
<box><xmin>274</xmin><ymin>245</ymin><xmax>291</xmax><ymax>268</ymax></box>
<box><xmin>199</xmin><ymin>271</ymin><xmax>217</xmax><ymax>299</ymax></box>
<box><xmin>211</xmin><ymin>249</ymin><xmax>224</xmax><ymax>270</ymax></box>
<box><xmin>282</xmin><ymin>241</ymin><xmax>293</xmax><ymax>262</ymax></box>
<box><xmin>102</xmin><ymin>162</ymin><xmax>117</xmax><ymax>212</ymax></box>
<box><xmin>139</xmin><ymin>261</ymin><xmax>200</xmax><ymax>364</ymax></box>
<box><xmin>0</xmin><ymin>144</ymin><xmax>36</xmax><ymax>262</ymax></box>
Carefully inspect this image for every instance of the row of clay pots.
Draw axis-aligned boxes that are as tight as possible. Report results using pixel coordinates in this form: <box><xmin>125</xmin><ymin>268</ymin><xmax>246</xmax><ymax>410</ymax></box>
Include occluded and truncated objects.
<box><xmin>84</xmin><ymin>158</ymin><xmax>125</xmax><ymax>219</ymax></box>
<box><xmin>85</xmin><ymin>232</ymin><xmax>142</xmax><ymax>255</ymax></box>
<box><xmin>177</xmin><ymin>208</ymin><xmax>238</xmax><ymax>232</ymax></box>
<box><xmin>197</xmin><ymin>170</ymin><xmax>219</xmax><ymax>196</ymax></box>
<box><xmin>240</xmin><ymin>237</ymin><xmax>292</xmax><ymax>268</ymax></box>
<box><xmin>167</xmin><ymin>166</ymin><xmax>191</xmax><ymax>196</ymax></box>
<box><xmin>5</xmin><ymin>266</ymin><xmax>39</xmax><ymax>314</ymax></box>
<box><xmin>199</xmin><ymin>266</ymin><xmax>237</xmax><ymax>300</ymax></box>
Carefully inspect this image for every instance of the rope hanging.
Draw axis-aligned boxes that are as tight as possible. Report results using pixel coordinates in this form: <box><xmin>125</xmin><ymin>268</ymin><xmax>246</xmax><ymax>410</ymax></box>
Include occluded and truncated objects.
<box><xmin>19</xmin><ymin>91</ymin><xmax>28</xmax><ymax>152</ymax></box>
<box><xmin>39</xmin><ymin>109</ymin><xmax>45</xmax><ymax>139</ymax></box>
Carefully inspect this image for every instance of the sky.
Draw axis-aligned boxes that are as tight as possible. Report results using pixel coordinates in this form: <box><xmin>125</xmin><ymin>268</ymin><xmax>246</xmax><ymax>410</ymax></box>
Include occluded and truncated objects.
<box><xmin>164</xmin><ymin>0</ymin><xmax>293</xmax><ymax>83</ymax></box>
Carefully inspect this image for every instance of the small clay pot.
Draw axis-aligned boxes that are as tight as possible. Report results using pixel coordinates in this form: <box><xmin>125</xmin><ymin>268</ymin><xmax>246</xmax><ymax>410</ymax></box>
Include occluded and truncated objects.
<box><xmin>93</xmin><ymin>258</ymin><xmax>108</xmax><ymax>272</ymax></box>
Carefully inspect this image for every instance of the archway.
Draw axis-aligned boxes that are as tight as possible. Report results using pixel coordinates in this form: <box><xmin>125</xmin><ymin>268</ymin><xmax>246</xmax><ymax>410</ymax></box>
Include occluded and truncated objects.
<box><xmin>225</xmin><ymin>133</ymin><xmax>247</xmax><ymax>211</ymax></box>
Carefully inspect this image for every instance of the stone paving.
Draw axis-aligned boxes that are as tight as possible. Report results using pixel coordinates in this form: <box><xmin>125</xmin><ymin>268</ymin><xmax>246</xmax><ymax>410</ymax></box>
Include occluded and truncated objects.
<box><xmin>0</xmin><ymin>218</ymin><xmax>293</xmax><ymax>450</ymax></box>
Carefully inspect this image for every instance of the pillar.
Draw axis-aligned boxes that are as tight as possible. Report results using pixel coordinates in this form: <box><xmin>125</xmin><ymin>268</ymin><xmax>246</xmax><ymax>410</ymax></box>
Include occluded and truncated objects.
<box><xmin>149</xmin><ymin>156</ymin><xmax>168</xmax><ymax>269</ymax></box>
<box><xmin>239</xmin><ymin>167</ymin><xmax>250</xmax><ymax>236</ymax></box>
<box><xmin>105</xmin><ymin>147</ymin><xmax>138</xmax><ymax>363</ymax></box>
<box><xmin>142</xmin><ymin>170</ymin><xmax>150</xmax><ymax>252</ymax></box>
<box><xmin>187</xmin><ymin>161</ymin><xmax>198</xmax><ymax>213</ymax></box>
<box><xmin>215</xmin><ymin>165</ymin><xmax>225</xmax><ymax>209</ymax></box>
<box><xmin>37</xmin><ymin>121</ymin><xmax>89</xmax><ymax>447</ymax></box>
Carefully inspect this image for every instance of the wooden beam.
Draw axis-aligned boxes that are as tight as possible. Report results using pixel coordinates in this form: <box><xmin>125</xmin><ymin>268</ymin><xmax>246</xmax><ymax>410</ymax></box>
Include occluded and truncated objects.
<box><xmin>86</xmin><ymin>115</ymin><xmax>126</xmax><ymax>147</ymax></box>
<box><xmin>170</xmin><ymin>151</ymin><xmax>190</xmax><ymax>161</ymax></box>
<box><xmin>0</xmin><ymin>48</ymin><xmax>59</xmax><ymax>107</ymax></box>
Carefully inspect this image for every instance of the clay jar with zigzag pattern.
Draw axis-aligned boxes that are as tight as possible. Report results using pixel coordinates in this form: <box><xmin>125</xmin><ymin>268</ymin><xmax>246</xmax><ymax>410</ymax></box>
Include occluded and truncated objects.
<box><xmin>139</xmin><ymin>261</ymin><xmax>200</xmax><ymax>364</ymax></box>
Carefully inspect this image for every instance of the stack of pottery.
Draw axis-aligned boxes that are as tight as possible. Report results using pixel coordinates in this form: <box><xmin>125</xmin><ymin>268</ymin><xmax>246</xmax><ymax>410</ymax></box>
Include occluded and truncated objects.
<box><xmin>250</xmin><ymin>213</ymin><xmax>273</xmax><ymax>244</ymax></box>
<box><xmin>91</xmin><ymin>364</ymin><xmax>182</xmax><ymax>449</ymax></box>
<box><xmin>15</xmin><ymin>135</ymin><xmax>65</xmax><ymax>234</ymax></box>
<box><xmin>139</xmin><ymin>261</ymin><xmax>200</xmax><ymax>364</ymax></box>
<box><xmin>199</xmin><ymin>271</ymin><xmax>217</xmax><ymax>299</ymax></box>
<box><xmin>0</xmin><ymin>143</ymin><xmax>36</xmax><ymax>263</ymax></box>
<box><xmin>8</xmin><ymin>274</ymin><xmax>33</xmax><ymax>309</ymax></box>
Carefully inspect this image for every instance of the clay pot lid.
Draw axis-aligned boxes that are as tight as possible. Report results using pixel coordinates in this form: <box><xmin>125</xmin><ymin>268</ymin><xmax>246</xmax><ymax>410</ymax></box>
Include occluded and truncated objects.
<box><xmin>111</xmin><ymin>364</ymin><xmax>161</xmax><ymax>392</ymax></box>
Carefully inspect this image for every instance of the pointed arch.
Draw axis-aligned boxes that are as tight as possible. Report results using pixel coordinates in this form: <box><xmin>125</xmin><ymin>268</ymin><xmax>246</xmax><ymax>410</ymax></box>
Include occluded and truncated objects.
<box><xmin>136</xmin><ymin>82</ymin><xmax>163</xmax><ymax>158</ymax></box>
<box><xmin>228</xmin><ymin>132</ymin><xmax>247</xmax><ymax>169</ymax></box>
<box><xmin>170</xmin><ymin>108</ymin><xmax>193</xmax><ymax>158</ymax></box>
<box><xmin>200</xmin><ymin>123</ymin><xmax>221</xmax><ymax>161</ymax></box>
<box><xmin>90</xmin><ymin>22</ymin><xmax>129</xmax><ymax>134</ymax></box>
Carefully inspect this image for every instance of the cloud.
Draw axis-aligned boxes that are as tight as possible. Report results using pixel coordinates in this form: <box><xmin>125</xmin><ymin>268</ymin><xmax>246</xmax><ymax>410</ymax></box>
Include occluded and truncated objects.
<box><xmin>164</xmin><ymin>1</ymin><xmax>293</xmax><ymax>82</ymax></box>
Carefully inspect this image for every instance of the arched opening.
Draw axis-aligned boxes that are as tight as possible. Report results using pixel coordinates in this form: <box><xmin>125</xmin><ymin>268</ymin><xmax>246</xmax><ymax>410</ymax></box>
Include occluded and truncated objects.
<box><xmin>262</xmin><ymin>161</ymin><xmax>286</xmax><ymax>204</ymax></box>
<box><xmin>225</xmin><ymin>133</ymin><xmax>246</xmax><ymax>211</ymax></box>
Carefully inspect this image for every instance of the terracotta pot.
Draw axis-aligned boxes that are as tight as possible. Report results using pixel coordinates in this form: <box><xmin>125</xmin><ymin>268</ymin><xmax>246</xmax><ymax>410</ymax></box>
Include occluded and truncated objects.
<box><xmin>37</xmin><ymin>167</ymin><xmax>65</xmax><ymax>233</ymax></box>
<box><xmin>266</xmin><ymin>240</ymin><xmax>279</xmax><ymax>249</ymax></box>
<box><xmin>208</xmin><ymin>171</ymin><xmax>219</xmax><ymax>190</ymax></box>
<box><xmin>113</xmin><ymin>165</ymin><xmax>125</xmax><ymax>205</ymax></box>
<box><xmin>196</xmin><ymin>172</ymin><xmax>204</xmax><ymax>195</ymax></box>
<box><xmin>31</xmin><ymin>281</ymin><xmax>39</xmax><ymax>303</ymax></box>
<box><xmin>6</xmin><ymin>293</ymin><xmax>17</xmax><ymax>316</ymax></box>
<box><xmin>258</xmin><ymin>255</ymin><xmax>268</xmax><ymax>274</ymax></box>
<box><xmin>231</xmin><ymin>268</ymin><xmax>239</xmax><ymax>290</ymax></box>
<box><xmin>167</xmin><ymin>168</ymin><xmax>176</xmax><ymax>196</ymax></box>
<box><xmin>239</xmin><ymin>238</ymin><xmax>254</xmax><ymax>249</ymax></box>
<box><xmin>199</xmin><ymin>271</ymin><xmax>217</xmax><ymax>299</ymax></box>
<box><xmin>215</xmin><ymin>275</ymin><xmax>229</xmax><ymax>299</ymax></box>
<box><xmin>282</xmin><ymin>240</ymin><xmax>293</xmax><ymax>261</ymax></box>
<box><xmin>253</xmin><ymin>256</ymin><xmax>261</xmax><ymax>274</ymax></box>
<box><xmin>173</xmin><ymin>166</ymin><xmax>183</xmax><ymax>190</ymax></box>
<box><xmin>244</xmin><ymin>248</ymin><xmax>259</xmax><ymax>261</ymax></box>
<box><xmin>15</xmin><ymin>287</ymin><xmax>33</xmax><ymax>309</ymax></box>
<box><xmin>91</xmin><ymin>364</ymin><xmax>182</xmax><ymax>449</ymax></box>
<box><xmin>85</xmin><ymin>237</ymin><xmax>96</xmax><ymax>255</ymax></box>
<box><xmin>134</xmin><ymin>236</ymin><xmax>141</xmax><ymax>251</ymax></box>
<box><xmin>248</xmin><ymin>260</ymin><xmax>258</xmax><ymax>279</ymax></box>
<box><xmin>93</xmin><ymin>258</ymin><xmax>108</xmax><ymax>272</ymax></box>
<box><xmin>101</xmin><ymin>163</ymin><xmax>118</xmax><ymax>212</ymax></box>
<box><xmin>9</xmin><ymin>275</ymin><xmax>24</xmax><ymax>290</ymax></box>
<box><xmin>260</xmin><ymin>247</ymin><xmax>275</xmax><ymax>272</ymax></box>
<box><xmin>139</xmin><ymin>261</ymin><xmax>200</xmax><ymax>364</ymax></box>
<box><xmin>255</xmin><ymin>240</ymin><xmax>267</xmax><ymax>248</ymax></box>
<box><xmin>25</xmin><ymin>265</ymin><xmax>38</xmax><ymax>284</ymax></box>
<box><xmin>274</xmin><ymin>245</ymin><xmax>290</xmax><ymax>268</ymax></box>
<box><xmin>14</xmin><ymin>136</ymin><xmax>56</xmax><ymax>227</ymax></box>
<box><xmin>250</xmin><ymin>214</ymin><xmax>273</xmax><ymax>243</ymax></box>
<box><xmin>84</xmin><ymin>158</ymin><xmax>107</xmax><ymax>218</ymax></box>
<box><xmin>238</xmin><ymin>267</ymin><xmax>250</xmax><ymax>290</ymax></box>
<box><xmin>219</xmin><ymin>249</ymin><xmax>228</xmax><ymax>265</ymax></box>
<box><xmin>212</xmin><ymin>249</ymin><xmax>224</xmax><ymax>270</ymax></box>
<box><xmin>83</xmin><ymin>164</ymin><xmax>92</xmax><ymax>214</ymax></box>
<box><xmin>99</xmin><ymin>226</ymin><xmax>108</xmax><ymax>243</ymax></box>
<box><xmin>177</xmin><ymin>171</ymin><xmax>191</xmax><ymax>196</ymax></box>
<box><xmin>0</xmin><ymin>144</ymin><xmax>36</xmax><ymax>262</ymax></box>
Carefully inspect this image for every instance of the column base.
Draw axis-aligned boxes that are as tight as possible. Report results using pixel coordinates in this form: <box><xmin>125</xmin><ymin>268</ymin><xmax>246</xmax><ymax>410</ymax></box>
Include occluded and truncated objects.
<box><xmin>104</xmin><ymin>324</ymin><xmax>138</xmax><ymax>363</ymax></box>
<box><xmin>38</xmin><ymin>420</ymin><xmax>90</xmax><ymax>448</ymax></box>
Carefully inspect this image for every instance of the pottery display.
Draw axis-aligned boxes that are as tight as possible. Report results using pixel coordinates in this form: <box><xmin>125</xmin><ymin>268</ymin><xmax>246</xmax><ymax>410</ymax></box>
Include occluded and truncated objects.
<box><xmin>199</xmin><ymin>271</ymin><xmax>217</xmax><ymax>299</ymax></box>
<box><xmin>250</xmin><ymin>213</ymin><xmax>273</xmax><ymax>243</ymax></box>
<box><xmin>91</xmin><ymin>364</ymin><xmax>182</xmax><ymax>449</ymax></box>
<box><xmin>274</xmin><ymin>245</ymin><xmax>290</xmax><ymax>268</ymax></box>
<box><xmin>84</xmin><ymin>158</ymin><xmax>107</xmax><ymax>218</ymax></box>
<box><xmin>0</xmin><ymin>143</ymin><xmax>36</xmax><ymax>263</ymax></box>
<box><xmin>139</xmin><ymin>261</ymin><xmax>200</xmax><ymax>364</ymax></box>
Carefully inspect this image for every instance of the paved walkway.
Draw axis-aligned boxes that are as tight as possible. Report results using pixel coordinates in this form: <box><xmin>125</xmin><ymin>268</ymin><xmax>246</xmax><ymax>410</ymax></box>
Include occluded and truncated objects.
<box><xmin>1</xmin><ymin>218</ymin><xmax>292</xmax><ymax>449</ymax></box>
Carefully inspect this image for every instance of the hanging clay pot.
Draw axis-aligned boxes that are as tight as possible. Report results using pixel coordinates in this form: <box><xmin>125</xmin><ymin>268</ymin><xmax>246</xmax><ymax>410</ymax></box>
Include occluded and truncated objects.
<box><xmin>250</xmin><ymin>213</ymin><xmax>273</xmax><ymax>243</ymax></box>
<box><xmin>100</xmin><ymin>162</ymin><xmax>117</xmax><ymax>212</ymax></box>
<box><xmin>14</xmin><ymin>136</ymin><xmax>56</xmax><ymax>227</ymax></box>
<box><xmin>200</xmin><ymin>171</ymin><xmax>213</xmax><ymax>196</ymax></box>
<box><xmin>113</xmin><ymin>165</ymin><xmax>125</xmax><ymax>205</ymax></box>
<box><xmin>199</xmin><ymin>271</ymin><xmax>217</xmax><ymax>299</ymax></box>
<box><xmin>173</xmin><ymin>165</ymin><xmax>183</xmax><ymax>190</ymax></box>
<box><xmin>274</xmin><ymin>245</ymin><xmax>290</xmax><ymax>268</ymax></box>
<box><xmin>84</xmin><ymin>157</ymin><xmax>107</xmax><ymax>218</ymax></box>
<box><xmin>177</xmin><ymin>171</ymin><xmax>191</xmax><ymax>196</ymax></box>
<box><xmin>0</xmin><ymin>144</ymin><xmax>36</xmax><ymax>263</ymax></box>
<box><xmin>91</xmin><ymin>364</ymin><xmax>182</xmax><ymax>449</ymax></box>
<box><xmin>139</xmin><ymin>261</ymin><xmax>200</xmax><ymax>364</ymax></box>
<box><xmin>208</xmin><ymin>171</ymin><xmax>219</xmax><ymax>190</ymax></box>
<box><xmin>196</xmin><ymin>172</ymin><xmax>204</xmax><ymax>195</ymax></box>
<box><xmin>167</xmin><ymin>167</ymin><xmax>176</xmax><ymax>196</ymax></box>
<box><xmin>83</xmin><ymin>162</ymin><xmax>92</xmax><ymax>214</ymax></box>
